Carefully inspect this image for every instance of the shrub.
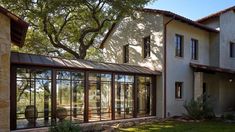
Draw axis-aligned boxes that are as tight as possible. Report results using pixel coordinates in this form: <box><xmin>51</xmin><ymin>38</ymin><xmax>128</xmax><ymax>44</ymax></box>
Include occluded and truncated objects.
<box><xmin>49</xmin><ymin>121</ymin><xmax>80</xmax><ymax>132</ymax></box>
<box><xmin>224</xmin><ymin>113</ymin><xmax>234</xmax><ymax>120</ymax></box>
<box><xmin>184</xmin><ymin>94</ymin><xmax>215</xmax><ymax>120</ymax></box>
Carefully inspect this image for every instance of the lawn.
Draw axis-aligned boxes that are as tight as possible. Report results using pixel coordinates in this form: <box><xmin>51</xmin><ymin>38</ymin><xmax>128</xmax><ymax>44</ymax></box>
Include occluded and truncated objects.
<box><xmin>119</xmin><ymin>121</ymin><xmax>235</xmax><ymax>132</ymax></box>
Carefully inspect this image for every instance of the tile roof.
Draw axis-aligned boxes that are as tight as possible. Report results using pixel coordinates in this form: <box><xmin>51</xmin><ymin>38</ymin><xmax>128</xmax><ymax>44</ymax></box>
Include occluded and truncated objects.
<box><xmin>190</xmin><ymin>63</ymin><xmax>235</xmax><ymax>74</ymax></box>
<box><xmin>197</xmin><ymin>6</ymin><xmax>235</xmax><ymax>23</ymax></box>
<box><xmin>100</xmin><ymin>8</ymin><xmax>219</xmax><ymax>49</ymax></box>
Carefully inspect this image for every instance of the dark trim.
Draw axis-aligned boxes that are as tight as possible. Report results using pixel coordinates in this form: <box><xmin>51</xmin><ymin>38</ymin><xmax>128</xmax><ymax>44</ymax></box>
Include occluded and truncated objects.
<box><xmin>190</xmin><ymin>63</ymin><xmax>235</xmax><ymax>74</ymax></box>
<box><xmin>133</xmin><ymin>76</ymin><xmax>138</xmax><ymax>118</ymax></box>
<box><xmin>84</xmin><ymin>71</ymin><xmax>89</xmax><ymax>123</ymax></box>
<box><xmin>51</xmin><ymin>69</ymin><xmax>56</xmax><ymax>124</ymax></box>
<box><xmin>151</xmin><ymin>76</ymin><xmax>157</xmax><ymax>116</ymax></box>
<box><xmin>111</xmin><ymin>73</ymin><xmax>115</xmax><ymax>120</ymax></box>
<box><xmin>10</xmin><ymin>66</ymin><xmax>17</xmax><ymax>130</ymax></box>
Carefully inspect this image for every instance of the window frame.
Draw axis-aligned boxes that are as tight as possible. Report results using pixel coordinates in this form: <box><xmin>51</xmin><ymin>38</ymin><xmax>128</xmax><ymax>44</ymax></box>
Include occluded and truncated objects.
<box><xmin>143</xmin><ymin>36</ymin><xmax>151</xmax><ymax>58</ymax></box>
<box><xmin>230</xmin><ymin>42</ymin><xmax>235</xmax><ymax>58</ymax></box>
<box><xmin>123</xmin><ymin>44</ymin><xmax>129</xmax><ymax>63</ymax></box>
<box><xmin>175</xmin><ymin>34</ymin><xmax>184</xmax><ymax>58</ymax></box>
<box><xmin>191</xmin><ymin>38</ymin><xmax>199</xmax><ymax>60</ymax></box>
<box><xmin>175</xmin><ymin>82</ymin><xmax>183</xmax><ymax>99</ymax></box>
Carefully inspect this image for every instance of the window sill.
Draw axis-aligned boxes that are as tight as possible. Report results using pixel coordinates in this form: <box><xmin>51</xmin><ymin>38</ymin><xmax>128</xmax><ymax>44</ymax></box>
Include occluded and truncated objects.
<box><xmin>174</xmin><ymin>56</ymin><xmax>184</xmax><ymax>60</ymax></box>
<box><xmin>191</xmin><ymin>59</ymin><xmax>199</xmax><ymax>63</ymax></box>
<box><xmin>175</xmin><ymin>98</ymin><xmax>184</xmax><ymax>101</ymax></box>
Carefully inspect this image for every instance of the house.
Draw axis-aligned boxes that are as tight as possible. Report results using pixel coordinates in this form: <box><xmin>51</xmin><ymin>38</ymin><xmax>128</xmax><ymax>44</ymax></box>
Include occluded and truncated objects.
<box><xmin>101</xmin><ymin>6</ymin><xmax>235</xmax><ymax>118</ymax></box>
<box><xmin>1</xmin><ymin>5</ymin><xmax>235</xmax><ymax>132</ymax></box>
<box><xmin>0</xmin><ymin>6</ymin><xmax>28</xmax><ymax>132</ymax></box>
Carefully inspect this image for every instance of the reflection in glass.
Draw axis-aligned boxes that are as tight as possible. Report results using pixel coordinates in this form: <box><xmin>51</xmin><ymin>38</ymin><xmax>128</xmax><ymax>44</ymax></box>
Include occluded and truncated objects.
<box><xmin>16</xmin><ymin>68</ymin><xmax>52</xmax><ymax>129</ymax></box>
<box><xmin>137</xmin><ymin>77</ymin><xmax>152</xmax><ymax>117</ymax></box>
<box><xmin>88</xmin><ymin>73</ymin><xmax>111</xmax><ymax>121</ymax></box>
<box><xmin>115</xmin><ymin>75</ymin><xmax>134</xmax><ymax>119</ymax></box>
<box><xmin>56</xmin><ymin>71</ymin><xmax>84</xmax><ymax>123</ymax></box>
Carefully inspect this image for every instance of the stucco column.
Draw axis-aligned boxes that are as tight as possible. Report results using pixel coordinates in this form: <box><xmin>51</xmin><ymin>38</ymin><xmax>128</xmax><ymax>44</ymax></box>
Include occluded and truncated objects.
<box><xmin>194</xmin><ymin>72</ymin><xmax>203</xmax><ymax>100</ymax></box>
<box><xmin>0</xmin><ymin>13</ymin><xmax>11</xmax><ymax>132</ymax></box>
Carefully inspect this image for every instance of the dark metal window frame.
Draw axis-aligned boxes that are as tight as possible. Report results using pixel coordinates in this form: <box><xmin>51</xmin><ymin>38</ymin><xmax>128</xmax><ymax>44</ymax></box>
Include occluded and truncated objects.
<box><xmin>175</xmin><ymin>82</ymin><xmax>183</xmax><ymax>99</ymax></box>
<box><xmin>230</xmin><ymin>42</ymin><xmax>235</xmax><ymax>58</ymax></box>
<box><xmin>10</xmin><ymin>64</ymin><xmax>157</xmax><ymax>130</ymax></box>
<box><xmin>175</xmin><ymin>34</ymin><xmax>184</xmax><ymax>57</ymax></box>
<box><xmin>143</xmin><ymin>36</ymin><xmax>151</xmax><ymax>58</ymax></box>
<box><xmin>191</xmin><ymin>38</ymin><xmax>199</xmax><ymax>60</ymax></box>
<box><xmin>123</xmin><ymin>44</ymin><xmax>129</xmax><ymax>63</ymax></box>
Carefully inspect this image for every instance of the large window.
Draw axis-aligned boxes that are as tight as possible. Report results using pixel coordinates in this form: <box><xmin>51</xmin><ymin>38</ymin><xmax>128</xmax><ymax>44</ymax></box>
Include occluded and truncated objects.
<box><xmin>88</xmin><ymin>73</ymin><xmax>112</xmax><ymax>121</ymax></box>
<box><xmin>143</xmin><ymin>36</ymin><xmax>151</xmax><ymax>58</ymax></box>
<box><xmin>230</xmin><ymin>42</ymin><xmax>235</xmax><ymax>58</ymax></box>
<box><xmin>175</xmin><ymin>34</ymin><xmax>184</xmax><ymax>57</ymax></box>
<box><xmin>137</xmin><ymin>77</ymin><xmax>152</xmax><ymax>117</ymax></box>
<box><xmin>13</xmin><ymin>67</ymin><xmax>156</xmax><ymax>130</ymax></box>
<box><xmin>115</xmin><ymin>75</ymin><xmax>134</xmax><ymax>119</ymax></box>
<box><xmin>16</xmin><ymin>68</ymin><xmax>52</xmax><ymax>129</ymax></box>
<box><xmin>56</xmin><ymin>71</ymin><xmax>84</xmax><ymax>123</ymax></box>
<box><xmin>191</xmin><ymin>39</ymin><xmax>198</xmax><ymax>60</ymax></box>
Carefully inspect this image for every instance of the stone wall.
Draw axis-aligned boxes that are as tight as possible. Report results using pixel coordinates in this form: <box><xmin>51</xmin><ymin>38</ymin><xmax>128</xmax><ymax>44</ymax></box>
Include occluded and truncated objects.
<box><xmin>0</xmin><ymin>13</ymin><xmax>11</xmax><ymax>132</ymax></box>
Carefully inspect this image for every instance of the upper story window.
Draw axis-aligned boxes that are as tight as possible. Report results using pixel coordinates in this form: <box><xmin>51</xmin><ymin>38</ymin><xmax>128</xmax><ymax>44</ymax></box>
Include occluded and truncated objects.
<box><xmin>175</xmin><ymin>82</ymin><xmax>183</xmax><ymax>99</ymax></box>
<box><xmin>191</xmin><ymin>39</ymin><xmax>199</xmax><ymax>60</ymax></box>
<box><xmin>143</xmin><ymin>36</ymin><xmax>151</xmax><ymax>58</ymax></box>
<box><xmin>123</xmin><ymin>44</ymin><xmax>129</xmax><ymax>63</ymax></box>
<box><xmin>230</xmin><ymin>42</ymin><xmax>235</xmax><ymax>58</ymax></box>
<box><xmin>175</xmin><ymin>34</ymin><xmax>184</xmax><ymax>57</ymax></box>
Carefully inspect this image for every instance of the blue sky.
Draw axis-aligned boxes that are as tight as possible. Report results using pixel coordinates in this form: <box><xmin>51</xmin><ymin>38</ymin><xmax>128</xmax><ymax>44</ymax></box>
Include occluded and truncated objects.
<box><xmin>146</xmin><ymin>0</ymin><xmax>235</xmax><ymax>20</ymax></box>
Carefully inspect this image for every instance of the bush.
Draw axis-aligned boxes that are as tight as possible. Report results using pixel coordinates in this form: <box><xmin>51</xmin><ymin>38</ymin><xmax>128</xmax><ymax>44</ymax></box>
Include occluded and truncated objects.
<box><xmin>184</xmin><ymin>94</ymin><xmax>215</xmax><ymax>120</ymax></box>
<box><xmin>49</xmin><ymin>121</ymin><xmax>80</xmax><ymax>132</ymax></box>
<box><xmin>224</xmin><ymin>113</ymin><xmax>234</xmax><ymax>120</ymax></box>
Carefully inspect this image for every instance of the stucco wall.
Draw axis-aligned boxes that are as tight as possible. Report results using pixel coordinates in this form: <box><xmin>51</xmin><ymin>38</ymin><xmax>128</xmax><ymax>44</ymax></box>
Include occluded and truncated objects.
<box><xmin>165</xmin><ymin>17</ymin><xmax>211</xmax><ymax>116</ymax></box>
<box><xmin>0</xmin><ymin>13</ymin><xmax>11</xmax><ymax>132</ymax></box>
<box><xmin>220</xmin><ymin>10</ymin><xmax>235</xmax><ymax>69</ymax></box>
<box><xmin>200</xmin><ymin>17</ymin><xmax>220</xmax><ymax>30</ymax></box>
<box><xmin>102</xmin><ymin>12</ymin><xmax>165</xmax><ymax>117</ymax></box>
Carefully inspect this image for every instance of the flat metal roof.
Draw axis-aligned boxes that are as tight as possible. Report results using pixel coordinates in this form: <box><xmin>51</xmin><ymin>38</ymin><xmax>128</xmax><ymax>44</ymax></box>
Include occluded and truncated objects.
<box><xmin>11</xmin><ymin>52</ymin><xmax>161</xmax><ymax>75</ymax></box>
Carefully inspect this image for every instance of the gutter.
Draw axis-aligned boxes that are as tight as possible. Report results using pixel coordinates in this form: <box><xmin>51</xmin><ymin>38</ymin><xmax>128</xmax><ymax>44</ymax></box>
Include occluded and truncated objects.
<box><xmin>163</xmin><ymin>16</ymin><xmax>175</xmax><ymax>118</ymax></box>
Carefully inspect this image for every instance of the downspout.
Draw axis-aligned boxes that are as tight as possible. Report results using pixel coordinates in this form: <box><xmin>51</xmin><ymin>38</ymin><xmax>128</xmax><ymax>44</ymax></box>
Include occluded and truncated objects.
<box><xmin>163</xmin><ymin>16</ymin><xmax>175</xmax><ymax>118</ymax></box>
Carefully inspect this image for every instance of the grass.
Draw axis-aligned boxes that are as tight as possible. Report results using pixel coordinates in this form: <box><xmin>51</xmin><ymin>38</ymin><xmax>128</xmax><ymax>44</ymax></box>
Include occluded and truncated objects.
<box><xmin>119</xmin><ymin>121</ymin><xmax>235</xmax><ymax>132</ymax></box>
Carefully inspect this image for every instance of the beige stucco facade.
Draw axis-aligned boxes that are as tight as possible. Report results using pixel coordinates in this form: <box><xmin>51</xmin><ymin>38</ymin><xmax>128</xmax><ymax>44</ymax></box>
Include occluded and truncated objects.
<box><xmin>103</xmin><ymin>12</ymin><xmax>165</xmax><ymax>117</ymax></box>
<box><xmin>102</xmin><ymin>9</ymin><xmax>235</xmax><ymax>118</ymax></box>
<box><xmin>0</xmin><ymin>13</ymin><xmax>11</xmax><ymax>132</ymax></box>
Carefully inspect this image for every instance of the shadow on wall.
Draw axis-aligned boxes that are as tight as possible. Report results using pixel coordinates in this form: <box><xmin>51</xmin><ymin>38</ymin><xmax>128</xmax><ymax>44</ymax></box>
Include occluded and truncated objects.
<box><xmin>103</xmin><ymin>12</ymin><xmax>164</xmax><ymax>71</ymax></box>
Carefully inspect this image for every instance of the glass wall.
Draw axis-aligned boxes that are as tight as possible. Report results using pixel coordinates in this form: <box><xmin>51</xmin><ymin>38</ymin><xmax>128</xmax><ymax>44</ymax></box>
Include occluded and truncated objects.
<box><xmin>137</xmin><ymin>76</ymin><xmax>152</xmax><ymax>117</ymax></box>
<box><xmin>88</xmin><ymin>73</ymin><xmax>112</xmax><ymax>121</ymax></box>
<box><xmin>115</xmin><ymin>75</ymin><xmax>134</xmax><ymax>119</ymax></box>
<box><xmin>56</xmin><ymin>71</ymin><xmax>84</xmax><ymax>123</ymax></box>
<box><xmin>16</xmin><ymin>68</ymin><xmax>52</xmax><ymax>129</ymax></box>
<box><xmin>13</xmin><ymin>67</ymin><xmax>155</xmax><ymax>130</ymax></box>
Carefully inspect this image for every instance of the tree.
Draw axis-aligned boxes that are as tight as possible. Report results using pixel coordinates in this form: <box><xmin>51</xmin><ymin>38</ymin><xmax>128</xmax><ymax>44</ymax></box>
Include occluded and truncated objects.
<box><xmin>1</xmin><ymin>0</ymin><xmax>155</xmax><ymax>59</ymax></box>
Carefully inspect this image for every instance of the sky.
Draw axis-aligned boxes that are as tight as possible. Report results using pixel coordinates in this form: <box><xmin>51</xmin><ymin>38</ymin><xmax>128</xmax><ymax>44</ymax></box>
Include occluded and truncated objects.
<box><xmin>146</xmin><ymin>0</ymin><xmax>235</xmax><ymax>20</ymax></box>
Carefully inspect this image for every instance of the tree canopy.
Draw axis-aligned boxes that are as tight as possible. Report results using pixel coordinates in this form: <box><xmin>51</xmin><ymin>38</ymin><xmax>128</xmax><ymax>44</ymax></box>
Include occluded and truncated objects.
<box><xmin>1</xmin><ymin>0</ymin><xmax>155</xmax><ymax>59</ymax></box>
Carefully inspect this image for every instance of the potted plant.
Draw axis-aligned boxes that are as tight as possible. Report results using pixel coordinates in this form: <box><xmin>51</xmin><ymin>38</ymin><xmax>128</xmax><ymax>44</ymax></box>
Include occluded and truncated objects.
<box><xmin>56</xmin><ymin>107</ymin><xmax>68</xmax><ymax>121</ymax></box>
<box><xmin>25</xmin><ymin>105</ymin><xmax>38</xmax><ymax>123</ymax></box>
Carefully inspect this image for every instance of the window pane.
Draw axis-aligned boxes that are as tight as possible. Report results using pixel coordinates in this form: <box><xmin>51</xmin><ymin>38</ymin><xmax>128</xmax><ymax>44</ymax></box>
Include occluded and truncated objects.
<box><xmin>88</xmin><ymin>73</ymin><xmax>112</xmax><ymax>122</ymax></box>
<box><xmin>137</xmin><ymin>77</ymin><xmax>152</xmax><ymax>117</ymax></box>
<box><xmin>16</xmin><ymin>68</ymin><xmax>52</xmax><ymax>129</ymax></box>
<box><xmin>115</xmin><ymin>75</ymin><xmax>134</xmax><ymax>119</ymax></box>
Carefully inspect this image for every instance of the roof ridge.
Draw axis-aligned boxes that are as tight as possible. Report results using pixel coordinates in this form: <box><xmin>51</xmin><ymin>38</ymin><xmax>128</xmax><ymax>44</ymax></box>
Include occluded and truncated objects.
<box><xmin>196</xmin><ymin>5</ymin><xmax>235</xmax><ymax>23</ymax></box>
<box><xmin>11</xmin><ymin>51</ymin><xmax>152</xmax><ymax>69</ymax></box>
